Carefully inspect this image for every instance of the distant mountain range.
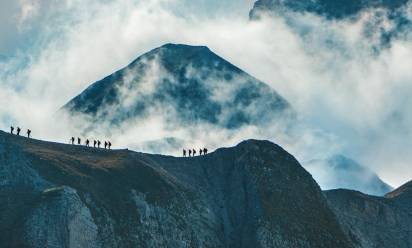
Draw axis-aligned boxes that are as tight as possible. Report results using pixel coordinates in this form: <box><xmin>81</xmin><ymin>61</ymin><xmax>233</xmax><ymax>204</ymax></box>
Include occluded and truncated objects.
<box><xmin>250</xmin><ymin>0</ymin><xmax>411</xmax><ymax>19</ymax></box>
<box><xmin>63</xmin><ymin>43</ymin><xmax>293</xmax><ymax>131</ymax></box>
<box><xmin>305</xmin><ymin>155</ymin><xmax>393</xmax><ymax>196</ymax></box>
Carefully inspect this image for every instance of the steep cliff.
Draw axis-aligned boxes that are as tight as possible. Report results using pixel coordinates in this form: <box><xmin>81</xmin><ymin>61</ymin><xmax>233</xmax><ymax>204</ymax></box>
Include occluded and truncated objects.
<box><xmin>0</xmin><ymin>131</ymin><xmax>351</xmax><ymax>248</ymax></box>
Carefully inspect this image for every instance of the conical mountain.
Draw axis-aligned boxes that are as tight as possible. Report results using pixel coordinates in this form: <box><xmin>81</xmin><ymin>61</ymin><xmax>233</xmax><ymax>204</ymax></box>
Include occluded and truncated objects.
<box><xmin>63</xmin><ymin>43</ymin><xmax>293</xmax><ymax>131</ymax></box>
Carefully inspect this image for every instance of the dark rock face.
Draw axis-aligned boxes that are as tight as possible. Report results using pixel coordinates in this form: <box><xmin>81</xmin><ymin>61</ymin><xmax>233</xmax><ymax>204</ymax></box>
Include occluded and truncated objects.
<box><xmin>250</xmin><ymin>0</ymin><xmax>410</xmax><ymax>19</ymax></box>
<box><xmin>306</xmin><ymin>155</ymin><xmax>393</xmax><ymax>196</ymax></box>
<box><xmin>0</xmin><ymin>131</ymin><xmax>352</xmax><ymax>248</ymax></box>
<box><xmin>325</xmin><ymin>183</ymin><xmax>412</xmax><ymax>248</ymax></box>
<box><xmin>62</xmin><ymin>43</ymin><xmax>292</xmax><ymax>130</ymax></box>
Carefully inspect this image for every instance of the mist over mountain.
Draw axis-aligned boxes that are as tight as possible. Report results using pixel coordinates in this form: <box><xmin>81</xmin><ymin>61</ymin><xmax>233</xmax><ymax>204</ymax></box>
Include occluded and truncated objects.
<box><xmin>61</xmin><ymin>43</ymin><xmax>393</xmax><ymax>195</ymax></box>
<box><xmin>63</xmin><ymin>43</ymin><xmax>292</xmax><ymax>131</ymax></box>
<box><xmin>306</xmin><ymin>155</ymin><xmax>393</xmax><ymax>196</ymax></box>
<box><xmin>250</xmin><ymin>0</ymin><xmax>412</xmax><ymax>49</ymax></box>
<box><xmin>250</xmin><ymin>0</ymin><xmax>411</xmax><ymax>19</ymax></box>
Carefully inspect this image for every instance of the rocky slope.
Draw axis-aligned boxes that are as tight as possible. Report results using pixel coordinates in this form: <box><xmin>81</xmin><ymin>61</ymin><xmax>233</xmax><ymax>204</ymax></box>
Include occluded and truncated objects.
<box><xmin>325</xmin><ymin>183</ymin><xmax>412</xmax><ymax>248</ymax></box>
<box><xmin>0</xmin><ymin>131</ymin><xmax>352</xmax><ymax>248</ymax></box>
<box><xmin>62</xmin><ymin>43</ymin><xmax>292</xmax><ymax>131</ymax></box>
<box><xmin>306</xmin><ymin>155</ymin><xmax>392</xmax><ymax>196</ymax></box>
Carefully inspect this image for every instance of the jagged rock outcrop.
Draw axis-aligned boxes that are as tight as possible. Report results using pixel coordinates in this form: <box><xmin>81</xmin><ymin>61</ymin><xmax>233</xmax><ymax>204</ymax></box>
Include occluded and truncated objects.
<box><xmin>0</xmin><ymin>131</ymin><xmax>351</xmax><ymax>248</ymax></box>
<box><xmin>325</xmin><ymin>183</ymin><xmax>412</xmax><ymax>248</ymax></box>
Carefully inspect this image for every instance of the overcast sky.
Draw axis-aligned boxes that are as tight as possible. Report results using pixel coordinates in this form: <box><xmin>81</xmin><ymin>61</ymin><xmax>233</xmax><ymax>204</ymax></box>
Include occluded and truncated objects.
<box><xmin>1</xmin><ymin>0</ymin><xmax>412</xmax><ymax>188</ymax></box>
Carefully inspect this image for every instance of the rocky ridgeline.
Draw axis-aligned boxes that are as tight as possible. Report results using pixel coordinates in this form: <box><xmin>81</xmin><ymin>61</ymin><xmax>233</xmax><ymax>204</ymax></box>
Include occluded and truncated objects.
<box><xmin>0</xmin><ymin>131</ymin><xmax>352</xmax><ymax>248</ymax></box>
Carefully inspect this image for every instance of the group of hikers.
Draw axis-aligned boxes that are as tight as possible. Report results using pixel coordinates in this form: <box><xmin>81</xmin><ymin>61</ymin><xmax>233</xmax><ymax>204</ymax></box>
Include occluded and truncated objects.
<box><xmin>70</xmin><ymin>137</ymin><xmax>112</xmax><ymax>149</ymax></box>
<box><xmin>10</xmin><ymin>126</ymin><xmax>31</xmax><ymax>138</ymax></box>
<box><xmin>183</xmin><ymin>148</ymin><xmax>208</xmax><ymax>157</ymax></box>
<box><xmin>9</xmin><ymin>125</ymin><xmax>211</xmax><ymax>156</ymax></box>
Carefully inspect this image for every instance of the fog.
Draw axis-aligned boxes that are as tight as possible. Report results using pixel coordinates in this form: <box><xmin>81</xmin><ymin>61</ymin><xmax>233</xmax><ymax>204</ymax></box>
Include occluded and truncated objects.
<box><xmin>1</xmin><ymin>0</ymin><xmax>412</xmax><ymax>188</ymax></box>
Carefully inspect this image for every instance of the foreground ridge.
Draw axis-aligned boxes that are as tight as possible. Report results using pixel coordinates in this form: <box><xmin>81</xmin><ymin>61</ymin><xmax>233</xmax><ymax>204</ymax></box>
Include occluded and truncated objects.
<box><xmin>0</xmin><ymin>131</ymin><xmax>351</xmax><ymax>248</ymax></box>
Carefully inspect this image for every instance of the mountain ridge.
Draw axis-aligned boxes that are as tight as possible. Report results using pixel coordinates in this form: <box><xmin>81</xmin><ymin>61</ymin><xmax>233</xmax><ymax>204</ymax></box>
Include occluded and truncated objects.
<box><xmin>0</xmin><ymin>130</ymin><xmax>352</xmax><ymax>247</ymax></box>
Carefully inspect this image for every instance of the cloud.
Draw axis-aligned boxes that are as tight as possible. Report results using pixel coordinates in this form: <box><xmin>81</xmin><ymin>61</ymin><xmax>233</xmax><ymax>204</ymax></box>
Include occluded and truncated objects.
<box><xmin>1</xmin><ymin>0</ymin><xmax>412</xmax><ymax>188</ymax></box>
<box><xmin>17</xmin><ymin>0</ymin><xmax>41</xmax><ymax>27</ymax></box>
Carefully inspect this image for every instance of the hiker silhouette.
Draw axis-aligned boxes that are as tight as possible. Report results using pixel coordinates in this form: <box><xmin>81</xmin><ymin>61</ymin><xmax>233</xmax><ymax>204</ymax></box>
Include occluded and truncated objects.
<box><xmin>188</xmin><ymin>150</ymin><xmax>192</xmax><ymax>157</ymax></box>
<box><xmin>16</xmin><ymin>127</ymin><xmax>21</xmax><ymax>136</ymax></box>
<box><xmin>183</xmin><ymin>149</ymin><xmax>186</xmax><ymax>157</ymax></box>
<box><xmin>10</xmin><ymin>126</ymin><xmax>14</xmax><ymax>134</ymax></box>
<box><xmin>71</xmin><ymin>137</ymin><xmax>75</xmax><ymax>145</ymax></box>
<box><xmin>97</xmin><ymin>140</ymin><xmax>101</xmax><ymax>148</ymax></box>
<box><xmin>199</xmin><ymin>149</ymin><xmax>203</xmax><ymax>156</ymax></box>
<box><xmin>104</xmin><ymin>141</ymin><xmax>107</xmax><ymax>149</ymax></box>
<box><xmin>193</xmin><ymin>149</ymin><xmax>196</xmax><ymax>156</ymax></box>
<box><xmin>86</xmin><ymin>139</ymin><xmax>90</xmax><ymax>147</ymax></box>
<box><xmin>77</xmin><ymin>137</ymin><xmax>81</xmax><ymax>145</ymax></box>
<box><xmin>93</xmin><ymin>140</ymin><xmax>97</xmax><ymax>148</ymax></box>
<box><xmin>108</xmin><ymin>141</ymin><xmax>112</xmax><ymax>149</ymax></box>
<box><xmin>27</xmin><ymin>129</ymin><xmax>31</xmax><ymax>138</ymax></box>
<box><xmin>203</xmin><ymin>148</ymin><xmax>208</xmax><ymax>155</ymax></box>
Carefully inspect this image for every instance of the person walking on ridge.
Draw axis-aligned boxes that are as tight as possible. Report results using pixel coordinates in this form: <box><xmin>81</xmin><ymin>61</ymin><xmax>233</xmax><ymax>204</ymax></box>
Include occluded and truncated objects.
<box><xmin>16</xmin><ymin>127</ymin><xmax>21</xmax><ymax>136</ymax></box>
<box><xmin>27</xmin><ymin>129</ymin><xmax>31</xmax><ymax>138</ymax></box>
<box><xmin>199</xmin><ymin>149</ymin><xmax>203</xmax><ymax>156</ymax></box>
<box><xmin>183</xmin><ymin>149</ymin><xmax>186</xmax><ymax>157</ymax></box>
<box><xmin>93</xmin><ymin>140</ymin><xmax>97</xmax><ymax>148</ymax></box>
<box><xmin>203</xmin><ymin>148</ymin><xmax>208</xmax><ymax>155</ymax></box>
<box><xmin>188</xmin><ymin>149</ymin><xmax>192</xmax><ymax>157</ymax></box>
<box><xmin>97</xmin><ymin>140</ymin><xmax>101</xmax><ymax>148</ymax></box>
<box><xmin>86</xmin><ymin>139</ymin><xmax>90</xmax><ymax>147</ymax></box>
<box><xmin>108</xmin><ymin>141</ymin><xmax>112</xmax><ymax>150</ymax></box>
<box><xmin>193</xmin><ymin>149</ymin><xmax>196</xmax><ymax>157</ymax></box>
<box><xmin>10</xmin><ymin>126</ymin><xmax>14</xmax><ymax>134</ymax></box>
<box><xmin>77</xmin><ymin>137</ymin><xmax>81</xmax><ymax>145</ymax></box>
<box><xmin>104</xmin><ymin>141</ymin><xmax>107</xmax><ymax>149</ymax></box>
<box><xmin>71</xmin><ymin>137</ymin><xmax>75</xmax><ymax>145</ymax></box>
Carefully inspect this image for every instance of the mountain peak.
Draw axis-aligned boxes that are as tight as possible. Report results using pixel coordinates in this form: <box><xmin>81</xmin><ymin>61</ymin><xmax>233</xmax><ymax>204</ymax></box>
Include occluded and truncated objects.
<box><xmin>62</xmin><ymin>43</ymin><xmax>292</xmax><ymax>132</ymax></box>
<box><xmin>160</xmin><ymin>43</ymin><xmax>211</xmax><ymax>51</ymax></box>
